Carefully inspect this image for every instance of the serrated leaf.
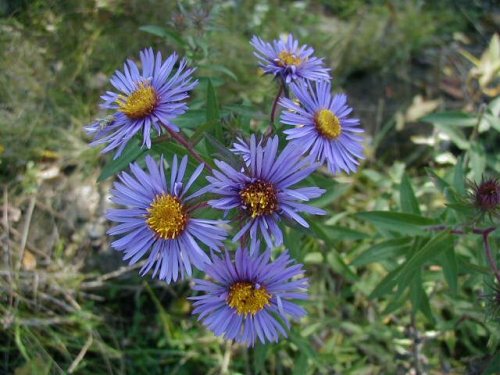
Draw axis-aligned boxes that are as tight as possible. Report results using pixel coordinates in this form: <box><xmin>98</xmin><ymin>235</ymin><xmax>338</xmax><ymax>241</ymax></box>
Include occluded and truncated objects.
<box><xmin>97</xmin><ymin>139</ymin><xmax>145</xmax><ymax>181</ymax></box>
<box><xmin>351</xmin><ymin>238</ymin><xmax>412</xmax><ymax>266</ymax></box>
<box><xmin>400</xmin><ymin>173</ymin><xmax>421</xmax><ymax>214</ymax></box>
<box><xmin>356</xmin><ymin>211</ymin><xmax>436</xmax><ymax>235</ymax></box>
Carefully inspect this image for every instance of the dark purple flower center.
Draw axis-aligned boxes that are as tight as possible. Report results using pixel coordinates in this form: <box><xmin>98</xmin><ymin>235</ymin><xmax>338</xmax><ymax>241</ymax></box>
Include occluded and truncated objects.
<box><xmin>240</xmin><ymin>180</ymin><xmax>278</xmax><ymax>218</ymax></box>
<box><xmin>475</xmin><ymin>179</ymin><xmax>500</xmax><ymax>211</ymax></box>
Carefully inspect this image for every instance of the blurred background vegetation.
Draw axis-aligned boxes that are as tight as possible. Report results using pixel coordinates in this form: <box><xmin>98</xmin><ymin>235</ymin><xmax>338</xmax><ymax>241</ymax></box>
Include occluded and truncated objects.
<box><xmin>0</xmin><ymin>0</ymin><xmax>499</xmax><ymax>374</ymax></box>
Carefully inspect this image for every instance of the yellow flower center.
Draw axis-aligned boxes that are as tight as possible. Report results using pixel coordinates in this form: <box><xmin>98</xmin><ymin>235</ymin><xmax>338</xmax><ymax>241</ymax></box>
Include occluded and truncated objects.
<box><xmin>278</xmin><ymin>50</ymin><xmax>302</xmax><ymax>67</ymax></box>
<box><xmin>146</xmin><ymin>194</ymin><xmax>187</xmax><ymax>239</ymax></box>
<box><xmin>314</xmin><ymin>109</ymin><xmax>342</xmax><ymax>140</ymax></box>
<box><xmin>227</xmin><ymin>282</ymin><xmax>271</xmax><ymax>316</ymax></box>
<box><xmin>240</xmin><ymin>180</ymin><xmax>278</xmax><ymax>218</ymax></box>
<box><xmin>117</xmin><ymin>83</ymin><xmax>158</xmax><ymax>119</ymax></box>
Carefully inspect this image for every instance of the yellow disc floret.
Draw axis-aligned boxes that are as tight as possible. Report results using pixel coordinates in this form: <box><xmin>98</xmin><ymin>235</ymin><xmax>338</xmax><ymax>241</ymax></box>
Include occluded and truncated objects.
<box><xmin>240</xmin><ymin>180</ymin><xmax>278</xmax><ymax>218</ymax></box>
<box><xmin>227</xmin><ymin>282</ymin><xmax>271</xmax><ymax>316</ymax></box>
<box><xmin>146</xmin><ymin>194</ymin><xmax>187</xmax><ymax>239</ymax></box>
<box><xmin>117</xmin><ymin>83</ymin><xmax>158</xmax><ymax>119</ymax></box>
<box><xmin>314</xmin><ymin>109</ymin><xmax>342</xmax><ymax>140</ymax></box>
<box><xmin>278</xmin><ymin>50</ymin><xmax>302</xmax><ymax>67</ymax></box>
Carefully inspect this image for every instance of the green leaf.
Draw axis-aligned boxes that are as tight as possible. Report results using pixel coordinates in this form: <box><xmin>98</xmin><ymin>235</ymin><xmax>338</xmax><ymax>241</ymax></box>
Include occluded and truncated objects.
<box><xmin>139</xmin><ymin>25</ymin><xmax>186</xmax><ymax>46</ymax></box>
<box><xmin>311</xmin><ymin>182</ymin><xmax>350</xmax><ymax>208</ymax></box>
<box><xmin>482</xmin><ymin>351</ymin><xmax>500</xmax><ymax>375</ymax></box>
<box><xmin>421</xmin><ymin>111</ymin><xmax>477</xmax><ymax>127</ymax></box>
<box><xmin>206</xmin><ymin>79</ymin><xmax>222</xmax><ymax>141</ymax></box>
<box><xmin>396</xmin><ymin>232</ymin><xmax>454</xmax><ymax>287</ymax></box>
<box><xmin>453</xmin><ymin>156</ymin><xmax>466</xmax><ymax>195</ymax></box>
<box><xmin>469</xmin><ymin>142</ymin><xmax>486</xmax><ymax>181</ymax></box>
<box><xmin>433</xmin><ymin>123</ymin><xmax>470</xmax><ymax>150</ymax></box>
<box><xmin>175</xmin><ymin>110</ymin><xmax>207</xmax><ymax>129</ymax></box>
<box><xmin>203</xmin><ymin>133</ymin><xmax>240</xmax><ymax>169</ymax></box>
<box><xmin>310</xmin><ymin>221</ymin><xmax>368</xmax><ymax>242</ymax></box>
<box><xmin>223</xmin><ymin>104</ymin><xmax>265</xmax><ymax>119</ymax></box>
<box><xmin>439</xmin><ymin>247</ymin><xmax>458</xmax><ymax>294</ymax></box>
<box><xmin>292</xmin><ymin>353</ymin><xmax>309</xmax><ymax>375</ymax></box>
<box><xmin>426</xmin><ymin>168</ymin><xmax>451</xmax><ymax>193</ymax></box>
<box><xmin>253</xmin><ymin>344</ymin><xmax>269</xmax><ymax>374</ymax></box>
<box><xmin>198</xmin><ymin>63</ymin><xmax>238</xmax><ymax>81</ymax></box>
<box><xmin>351</xmin><ymin>238</ymin><xmax>412</xmax><ymax>266</ymax></box>
<box><xmin>97</xmin><ymin>139</ymin><xmax>145</xmax><ymax>181</ymax></box>
<box><xmin>369</xmin><ymin>264</ymin><xmax>405</xmax><ymax>299</ymax></box>
<box><xmin>356</xmin><ymin>211</ymin><xmax>436</xmax><ymax>235</ymax></box>
<box><xmin>326</xmin><ymin>250</ymin><xmax>358</xmax><ymax>282</ymax></box>
<box><xmin>459</xmin><ymin>259</ymin><xmax>490</xmax><ymax>275</ymax></box>
<box><xmin>400</xmin><ymin>173</ymin><xmax>421</xmax><ymax>215</ymax></box>
<box><xmin>410</xmin><ymin>271</ymin><xmax>435</xmax><ymax>324</ymax></box>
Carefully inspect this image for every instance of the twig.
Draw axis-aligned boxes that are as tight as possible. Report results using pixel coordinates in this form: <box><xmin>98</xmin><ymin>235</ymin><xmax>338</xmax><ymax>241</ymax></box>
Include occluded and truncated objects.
<box><xmin>187</xmin><ymin>201</ymin><xmax>209</xmax><ymax>213</ymax></box>
<box><xmin>166</xmin><ymin>128</ymin><xmax>212</xmax><ymax>170</ymax></box>
<box><xmin>265</xmin><ymin>82</ymin><xmax>284</xmax><ymax>137</ymax></box>
<box><xmin>68</xmin><ymin>334</ymin><xmax>93</xmax><ymax>373</ymax></box>
<box><xmin>221</xmin><ymin>340</ymin><xmax>232</xmax><ymax>375</ymax></box>
<box><xmin>474</xmin><ymin>227</ymin><xmax>500</xmax><ymax>285</ymax></box>
<box><xmin>80</xmin><ymin>260</ymin><xmax>146</xmax><ymax>289</ymax></box>
<box><xmin>2</xmin><ymin>185</ymin><xmax>12</xmax><ymax>374</ymax></box>
<box><xmin>410</xmin><ymin>312</ymin><xmax>423</xmax><ymax>375</ymax></box>
<box><xmin>17</xmin><ymin>195</ymin><xmax>36</xmax><ymax>272</ymax></box>
<box><xmin>2</xmin><ymin>186</ymin><xmax>13</xmax><ymax>300</ymax></box>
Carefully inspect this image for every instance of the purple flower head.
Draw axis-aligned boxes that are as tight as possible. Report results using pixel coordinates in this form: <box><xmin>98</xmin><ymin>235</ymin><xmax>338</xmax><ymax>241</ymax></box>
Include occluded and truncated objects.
<box><xmin>230</xmin><ymin>136</ymin><xmax>264</xmax><ymax>166</ymax></box>
<box><xmin>202</xmin><ymin>135</ymin><xmax>325</xmax><ymax>252</ymax></box>
<box><xmin>468</xmin><ymin>176</ymin><xmax>500</xmax><ymax>220</ymax></box>
<box><xmin>250</xmin><ymin>34</ymin><xmax>330</xmax><ymax>84</ymax></box>
<box><xmin>85</xmin><ymin>48</ymin><xmax>198</xmax><ymax>158</ymax></box>
<box><xmin>107</xmin><ymin>154</ymin><xmax>227</xmax><ymax>283</ymax></box>
<box><xmin>190</xmin><ymin>247</ymin><xmax>308</xmax><ymax>346</ymax></box>
<box><xmin>279</xmin><ymin>80</ymin><xmax>364</xmax><ymax>175</ymax></box>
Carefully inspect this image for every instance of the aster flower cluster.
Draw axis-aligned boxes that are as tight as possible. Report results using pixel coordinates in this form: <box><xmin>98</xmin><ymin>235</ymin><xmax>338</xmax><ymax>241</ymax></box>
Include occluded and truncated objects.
<box><xmin>86</xmin><ymin>34</ymin><xmax>363</xmax><ymax>347</ymax></box>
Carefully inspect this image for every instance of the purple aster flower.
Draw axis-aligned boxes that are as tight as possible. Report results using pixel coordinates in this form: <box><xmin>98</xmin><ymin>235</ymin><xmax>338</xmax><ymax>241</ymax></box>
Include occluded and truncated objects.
<box><xmin>107</xmin><ymin>154</ymin><xmax>227</xmax><ymax>283</ymax></box>
<box><xmin>190</xmin><ymin>247</ymin><xmax>308</xmax><ymax>346</ymax></box>
<box><xmin>468</xmin><ymin>176</ymin><xmax>500</xmax><ymax>220</ymax></box>
<box><xmin>230</xmin><ymin>136</ymin><xmax>262</xmax><ymax>166</ymax></box>
<box><xmin>85</xmin><ymin>48</ymin><xmax>198</xmax><ymax>158</ymax></box>
<box><xmin>202</xmin><ymin>135</ymin><xmax>325</xmax><ymax>252</ymax></box>
<box><xmin>279</xmin><ymin>80</ymin><xmax>364</xmax><ymax>174</ymax></box>
<box><xmin>250</xmin><ymin>34</ymin><xmax>330</xmax><ymax>84</ymax></box>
